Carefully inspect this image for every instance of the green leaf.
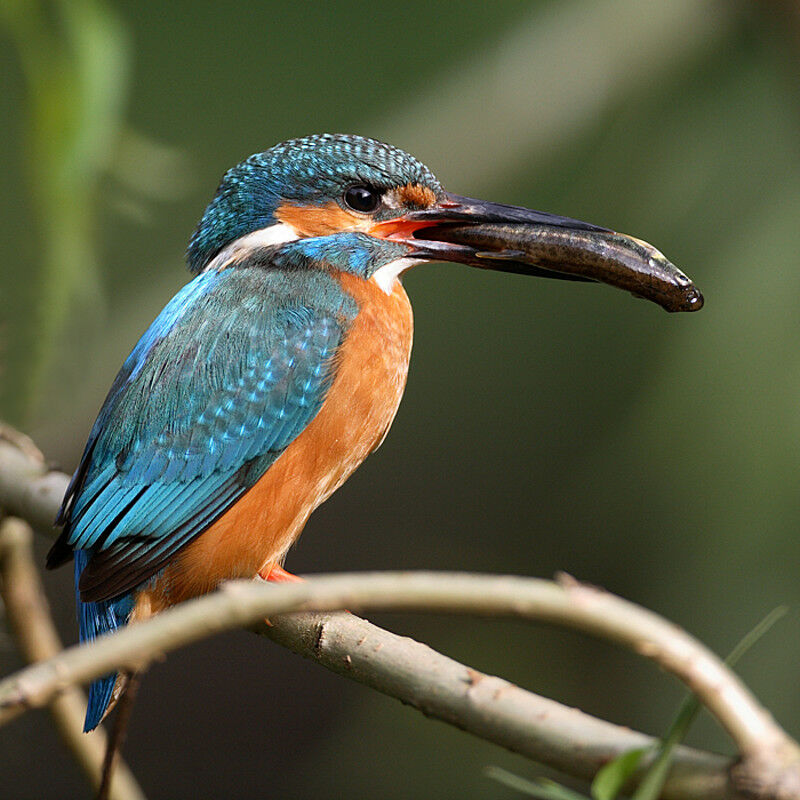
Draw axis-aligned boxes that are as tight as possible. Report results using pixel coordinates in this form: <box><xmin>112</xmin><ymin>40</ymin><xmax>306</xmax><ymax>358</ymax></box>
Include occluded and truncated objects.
<box><xmin>591</xmin><ymin>747</ymin><xmax>648</xmax><ymax>800</ymax></box>
<box><xmin>629</xmin><ymin>697</ymin><xmax>697</xmax><ymax>800</ymax></box>
<box><xmin>485</xmin><ymin>766</ymin><xmax>590</xmax><ymax>800</ymax></box>
<box><xmin>725</xmin><ymin>606</ymin><xmax>788</xmax><ymax>669</ymax></box>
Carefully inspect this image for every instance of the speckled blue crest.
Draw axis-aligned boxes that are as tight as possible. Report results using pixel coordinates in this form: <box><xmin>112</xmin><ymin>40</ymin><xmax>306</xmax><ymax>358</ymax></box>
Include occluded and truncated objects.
<box><xmin>187</xmin><ymin>134</ymin><xmax>443</xmax><ymax>273</ymax></box>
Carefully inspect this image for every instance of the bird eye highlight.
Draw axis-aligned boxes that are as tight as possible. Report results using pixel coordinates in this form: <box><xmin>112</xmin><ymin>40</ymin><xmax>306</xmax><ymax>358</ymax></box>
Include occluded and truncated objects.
<box><xmin>344</xmin><ymin>185</ymin><xmax>381</xmax><ymax>213</ymax></box>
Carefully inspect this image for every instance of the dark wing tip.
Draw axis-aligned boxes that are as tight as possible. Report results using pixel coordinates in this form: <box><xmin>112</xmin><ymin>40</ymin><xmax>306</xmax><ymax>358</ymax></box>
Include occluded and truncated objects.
<box><xmin>77</xmin><ymin>546</ymin><xmax>147</xmax><ymax>603</ymax></box>
<box><xmin>46</xmin><ymin>532</ymin><xmax>75</xmax><ymax>570</ymax></box>
<box><xmin>78</xmin><ymin>540</ymin><xmax>190</xmax><ymax>603</ymax></box>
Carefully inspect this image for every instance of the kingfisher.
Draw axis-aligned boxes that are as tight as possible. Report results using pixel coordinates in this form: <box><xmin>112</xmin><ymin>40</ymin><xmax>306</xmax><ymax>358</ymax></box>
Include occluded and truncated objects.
<box><xmin>46</xmin><ymin>133</ymin><xmax>702</xmax><ymax>732</ymax></box>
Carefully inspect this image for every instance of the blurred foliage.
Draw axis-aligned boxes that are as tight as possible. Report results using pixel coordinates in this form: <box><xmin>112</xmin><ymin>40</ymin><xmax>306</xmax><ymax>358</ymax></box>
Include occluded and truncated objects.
<box><xmin>1</xmin><ymin>1</ymin><xmax>800</xmax><ymax>798</ymax></box>
<box><xmin>0</xmin><ymin>0</ymin><xmax>129</xmax><ymax>423</ymax></box>
<box><xmin>486</xmin><ymin>768</ymin><xmax>590</xmax><ymax>800</ymax></box>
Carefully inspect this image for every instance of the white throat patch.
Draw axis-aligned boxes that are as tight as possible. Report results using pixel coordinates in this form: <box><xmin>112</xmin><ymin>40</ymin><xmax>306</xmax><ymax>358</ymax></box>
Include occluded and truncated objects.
<box><xmin>371</xmin><ymin>257</ymin><xmax>417</xmax><ymax>294</ymax></box>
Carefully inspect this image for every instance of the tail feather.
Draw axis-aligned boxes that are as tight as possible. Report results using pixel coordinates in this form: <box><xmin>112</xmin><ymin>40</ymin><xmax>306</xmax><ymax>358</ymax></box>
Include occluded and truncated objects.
<box><xmin>75</xmin><ymin>551</ymin><xmax>134</xmax><ymax>731</ymax></box>
<box><xmin>84</xmin><ymin>674</ymin><xmax>118</xmax><ymax>733</ymax></box>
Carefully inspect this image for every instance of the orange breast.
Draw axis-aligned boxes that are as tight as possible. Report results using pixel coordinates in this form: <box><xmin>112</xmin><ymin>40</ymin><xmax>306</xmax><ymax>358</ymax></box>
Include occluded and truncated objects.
<box><xmin>136</xmin><ymin>272</ymin><xmax>413</xmax><ymax>613</ymax></box>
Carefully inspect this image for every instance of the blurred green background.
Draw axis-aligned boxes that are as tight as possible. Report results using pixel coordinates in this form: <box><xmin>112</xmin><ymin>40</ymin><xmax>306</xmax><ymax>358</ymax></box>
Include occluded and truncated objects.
<box><xmin>2</xmin><ymin>0</ymin><xmax>799</xmax><ymax>797</ymax></box>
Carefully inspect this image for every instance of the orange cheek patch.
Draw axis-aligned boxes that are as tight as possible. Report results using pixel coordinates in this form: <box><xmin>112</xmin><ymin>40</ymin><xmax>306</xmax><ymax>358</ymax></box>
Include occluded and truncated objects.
<box><xmin>397</xmin><ymin>183</ymin><xmax>436</xmax><ymax>208</ymax></box>
<box><xmin>276</xmin><ymin>201</ymin><xmax>370</xmax><ymax>237</ymax></box>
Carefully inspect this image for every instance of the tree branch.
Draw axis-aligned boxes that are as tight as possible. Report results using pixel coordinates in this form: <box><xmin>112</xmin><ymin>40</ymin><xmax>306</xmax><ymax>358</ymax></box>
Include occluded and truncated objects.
<box><xmin>2</xmin><ymin>430</ymin><xmax>799</xmax><ymax>799</ymax></box>
<box><xmin>0</xmin><ymin>516</ymin><xmax>146</xmax><ymax>800</ymax></box>
<box><xmin>260</xmin><ymin>610</ymin><xmax>729</xmax><ymax>799</ymax></box>
<box><xmin>0</xmin><ymin>573</ymin><xmax>736</xmax><ymax>800</ymax></box>
<box><xmin>0</xmin><ymin>427</ymin><xmax>68</xmax><ymax>532</ymax></box>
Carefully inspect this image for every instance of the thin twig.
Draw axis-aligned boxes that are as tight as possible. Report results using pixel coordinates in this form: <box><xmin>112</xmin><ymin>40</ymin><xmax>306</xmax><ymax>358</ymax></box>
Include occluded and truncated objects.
<box><xmin>0</xmin><ymin>516</ymin><xmax>146</xmax><ymax>800</ymax></box>
<box><xmin>97</xmin><ymin>672</ymin><xmax>140</xmax><ymax>800</ymax></box>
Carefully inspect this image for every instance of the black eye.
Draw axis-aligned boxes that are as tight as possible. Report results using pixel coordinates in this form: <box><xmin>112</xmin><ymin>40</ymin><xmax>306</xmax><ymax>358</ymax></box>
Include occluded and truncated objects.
<box><xmin>344</xmin><ymin>185</ymin><xmax>381</xmax><ymax>213</ymax></box>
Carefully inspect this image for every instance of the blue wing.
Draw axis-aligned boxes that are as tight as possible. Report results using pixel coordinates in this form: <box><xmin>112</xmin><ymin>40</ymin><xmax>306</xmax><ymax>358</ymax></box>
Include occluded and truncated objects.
<box><xmin>49</xmin><ymin>265</ymin><xmax>353</xmax><ymax>603</ymax></box>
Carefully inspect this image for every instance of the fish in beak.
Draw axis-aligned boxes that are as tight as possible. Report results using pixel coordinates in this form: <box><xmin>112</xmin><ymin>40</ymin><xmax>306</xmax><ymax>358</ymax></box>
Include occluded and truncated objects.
<box><xmin>378</xmin><ymin>193</ymin><xmax>703</xmax><ymax>313</ymax></box>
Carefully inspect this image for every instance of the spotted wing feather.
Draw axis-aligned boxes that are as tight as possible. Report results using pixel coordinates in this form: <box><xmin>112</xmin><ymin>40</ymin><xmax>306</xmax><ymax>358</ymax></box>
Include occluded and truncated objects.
<box><xmin>48</xmin><ymin>266</ymin><xmax>349</xmax><ymax>603</ymax></box>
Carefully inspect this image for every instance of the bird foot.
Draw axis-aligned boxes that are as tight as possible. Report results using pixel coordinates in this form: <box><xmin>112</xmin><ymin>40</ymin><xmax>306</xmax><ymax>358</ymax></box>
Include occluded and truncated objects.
<box><xmin>258</xmin><ymin>564</ymin><xmax>304</xmax><ymax>583</ymax></box>
<box><xmin>258</xmin><ymin>564</ymin><xmax>303</xmax><ymax>627</ymax></box>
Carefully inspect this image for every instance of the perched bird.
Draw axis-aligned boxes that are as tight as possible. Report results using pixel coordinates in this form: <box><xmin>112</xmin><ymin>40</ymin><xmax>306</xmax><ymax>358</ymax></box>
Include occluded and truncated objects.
<box><xmin>46</xmin><ymin>133</ymin><xmax>702</xmax><ymax>732</ymax></box>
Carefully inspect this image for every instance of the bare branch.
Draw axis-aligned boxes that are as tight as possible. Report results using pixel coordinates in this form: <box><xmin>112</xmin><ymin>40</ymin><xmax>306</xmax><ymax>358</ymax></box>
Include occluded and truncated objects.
<box><xmin>0</xmin><ymin>516</ymin><xmax>146</xmax><ymax>800</ymax></box>
<box><xmin>0</xmin><ymin>572</ymin><xmax>736</xmax><ymax>800</ymax></box>
<box><xmin>0</xmin><ymin>569</ymin><xmax>794</xmax><ymax>758</ymax></box>
<box><xmin>260</xmin><ymin>610</ymin><xmax>730</xmax><ymax>799</ymax></box>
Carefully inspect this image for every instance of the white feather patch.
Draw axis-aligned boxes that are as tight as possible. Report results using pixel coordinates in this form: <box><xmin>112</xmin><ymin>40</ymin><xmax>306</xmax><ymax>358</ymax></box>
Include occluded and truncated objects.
<box><xmin>204</xmin><ymin>223</ymin><xmax>299</xmax><ymax>271</ymax></box>
<box><xmin>371</xmin><ymin>257</ymin><xmax>417</xmax><ymax>294</ymax></box>
<box><xmin>205</xmin><ymin>221</ymin><xmax>416</xmax><ymax>294</ymax></box>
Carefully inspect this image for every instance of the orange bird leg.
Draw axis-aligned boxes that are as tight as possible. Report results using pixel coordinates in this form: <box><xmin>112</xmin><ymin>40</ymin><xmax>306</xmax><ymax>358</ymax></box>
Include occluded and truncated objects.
<box><xmin>259</xmin><ymin>564</ymin><xmax>304</xmax><ymax>583</ymax></box>
<box><xmin>258</xmin><ymin>565</ymin><xmax>304</xmax><ymax>626</ymax></box>
<box><xmin>258</xmin><ymin>564</ymin><xmax>352</xmax><ymax>619</ymax></box>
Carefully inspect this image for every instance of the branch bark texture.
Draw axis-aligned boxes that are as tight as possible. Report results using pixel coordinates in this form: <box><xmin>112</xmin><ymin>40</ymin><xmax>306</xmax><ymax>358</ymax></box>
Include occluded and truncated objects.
<box><xmin>261</xmin><ymin>610</ymin><xmax>729</xmax><ymax>799</ymax></box>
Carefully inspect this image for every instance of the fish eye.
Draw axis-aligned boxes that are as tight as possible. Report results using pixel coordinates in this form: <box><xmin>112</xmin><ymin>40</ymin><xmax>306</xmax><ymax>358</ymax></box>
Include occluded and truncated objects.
<box><xmin>344</xmin><ymin>185</ymin><xmax>381</xmax><ymax>213</ymax></box>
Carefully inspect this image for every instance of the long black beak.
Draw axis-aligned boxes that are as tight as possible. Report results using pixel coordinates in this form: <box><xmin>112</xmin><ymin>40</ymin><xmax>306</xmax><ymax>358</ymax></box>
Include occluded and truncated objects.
<box><xmin>388</xmin><ymin>192</ymin><xmax>703</xmax><ymax>313</ymax></box>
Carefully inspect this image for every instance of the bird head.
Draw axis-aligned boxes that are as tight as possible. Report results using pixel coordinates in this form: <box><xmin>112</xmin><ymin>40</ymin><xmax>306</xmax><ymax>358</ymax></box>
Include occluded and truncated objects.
<box><xmin>187</xmin><ymin>133</ymin><xmax>702</xmax><ymax>312</ymax></box>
